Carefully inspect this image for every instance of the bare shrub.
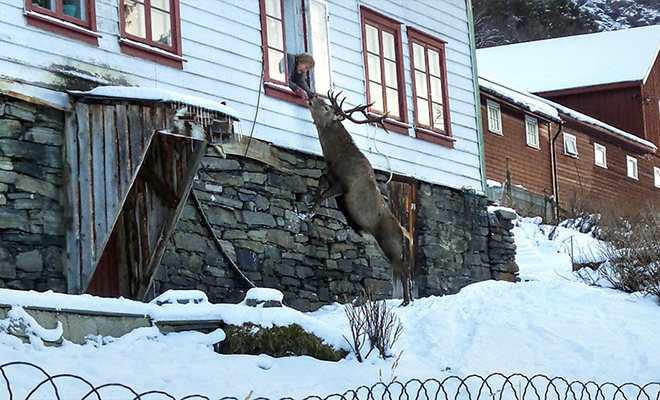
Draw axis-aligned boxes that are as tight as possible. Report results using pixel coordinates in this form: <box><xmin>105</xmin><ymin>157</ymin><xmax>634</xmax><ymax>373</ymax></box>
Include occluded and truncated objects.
<box><xmin>343</xmin><ymin>292</ymin><xmax>404</xmax><ymax>362</ymax></box>
<box><xmin>592</xmin><ymin>204</ymin><xmax>660</xmax><ymax>299</ymax></box>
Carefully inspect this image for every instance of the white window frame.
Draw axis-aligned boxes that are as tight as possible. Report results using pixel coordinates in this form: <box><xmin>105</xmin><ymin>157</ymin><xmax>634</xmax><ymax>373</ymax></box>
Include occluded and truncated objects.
<box><xmin>563</xmin><ymin>132</ymin><xmax>578</xmax><ymax>157</ymax></box>
<box><xmin>594</xmin><ymin>143</ymin><xmax>607</xmax><ymax>168</ymax></box>
<box><xmin>487</xmin><ymin>100</ymin><xmax>502</xmax><ymax>135</ymax></box>
<box><xmin>525</xmin><ymin>115</ymin><xmax>539</xmax><ymax>149</ymax></box>
<box><xmin>627</xmin><ymin>155</ymin><xmax>638</xmax><ymax>180</ymax></box>
<box><xmin>654</xmin><ymin>167</ymin><xmax>660</xmax><ymax>188</ymax></box>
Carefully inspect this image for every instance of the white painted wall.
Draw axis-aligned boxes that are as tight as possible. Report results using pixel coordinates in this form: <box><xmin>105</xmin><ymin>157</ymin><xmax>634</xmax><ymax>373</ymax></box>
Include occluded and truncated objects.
<box><xmin>0</xmin><ymin>0</ymin><xmax>483</xmax><ymax>192</ymax></box>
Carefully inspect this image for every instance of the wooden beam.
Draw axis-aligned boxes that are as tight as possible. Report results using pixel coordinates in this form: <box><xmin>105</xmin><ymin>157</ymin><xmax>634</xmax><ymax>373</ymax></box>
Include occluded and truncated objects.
<box><xmin>137</xmin><ymin>138</ymin><xmax>209</xmax><ymax>301</ymax></box>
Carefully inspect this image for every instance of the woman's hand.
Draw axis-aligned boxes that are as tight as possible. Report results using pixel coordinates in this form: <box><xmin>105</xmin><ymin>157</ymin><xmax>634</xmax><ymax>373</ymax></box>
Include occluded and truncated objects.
<box><xmin>295</xmin><ymin>87</ymin><xmax>309</xmax><ymax>100</ymax></box>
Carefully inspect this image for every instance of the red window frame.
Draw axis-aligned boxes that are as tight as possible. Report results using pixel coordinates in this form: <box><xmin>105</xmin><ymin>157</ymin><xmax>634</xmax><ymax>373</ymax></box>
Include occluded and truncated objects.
<box><xmin>25</xmin><ymin>0</ymin><xmax>99</xmax><ymax>46</ymax></box>
<box><xmin>119</xmin><ymin>0</ymin><xmax>184</xmax><ymax>69</ymax></box>
<box><xmin>408</xmin><ymin>27</ymin><xmax>453</xmax><ymax>147</ymax></box>
<box><xmin>360</xmin><ymin>7</ymin><xmax>409</xmax><ymax>135</ymax></box>
<box><xmin>258</xmin><ymin>0</ymin><xmax>308</xmax><ymax>106</ymax></box>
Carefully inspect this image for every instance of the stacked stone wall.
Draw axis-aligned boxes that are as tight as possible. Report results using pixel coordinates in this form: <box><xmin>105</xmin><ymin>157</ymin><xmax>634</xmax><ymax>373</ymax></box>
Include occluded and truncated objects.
<box><xmin>0</xmin><ymin>96</ymin><xmax>67</xmax><ymax>292</ymax></box>
<box><xmin>487</xmin><ymin>208</ymin><xmax>519</xmax><ymax>281</ymax></box>
<box><xmin>155</xmin><ymin>146</ymin><xmax>511</xmax><ymax>311</ymax></box>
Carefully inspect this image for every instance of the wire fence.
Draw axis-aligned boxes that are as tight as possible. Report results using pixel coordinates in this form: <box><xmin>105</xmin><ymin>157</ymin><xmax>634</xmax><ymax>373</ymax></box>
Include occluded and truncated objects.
<box><xmin>2</xmin><ymin>361</ymin><xmax>660</xmax><ymax>400</ymax></box>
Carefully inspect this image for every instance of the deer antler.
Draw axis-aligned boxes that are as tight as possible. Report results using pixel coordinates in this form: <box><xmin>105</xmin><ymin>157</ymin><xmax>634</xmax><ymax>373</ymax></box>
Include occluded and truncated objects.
<box><xmin>327</xmin><ymin>90</ymin><xmax>389</xmax><ymax>129</ymax></box>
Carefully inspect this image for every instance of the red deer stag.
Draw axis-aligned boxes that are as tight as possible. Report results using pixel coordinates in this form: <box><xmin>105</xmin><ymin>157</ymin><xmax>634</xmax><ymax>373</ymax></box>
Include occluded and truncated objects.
<box><xmin>305</xmin><ymin>91</ymin><xmax>413</xmax><ymax>305</ymax></box>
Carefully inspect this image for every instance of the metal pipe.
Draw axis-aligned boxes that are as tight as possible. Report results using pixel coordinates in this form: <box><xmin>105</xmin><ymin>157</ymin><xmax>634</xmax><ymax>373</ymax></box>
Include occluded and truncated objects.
<box><xmin>550</xmin><ymin>120</ymin><xmax>564</xmax><ymax>222</ymax></box>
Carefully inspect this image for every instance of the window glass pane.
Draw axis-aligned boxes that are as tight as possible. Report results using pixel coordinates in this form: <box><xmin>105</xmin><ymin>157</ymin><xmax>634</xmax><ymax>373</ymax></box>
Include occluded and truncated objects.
<box><xmin>654</xmin><ymin>167</ymin><xmax>660</xmax><ymax>187</ymax></box>
<box><xmin>595</xmin><ymin>144</ymin><xmax>606</xmax><ymax>166</ymax></box>
<box><xmin>268</xmin><ymin>49</ymin><xmax>286</xmax><ymax>81</ymax></box>
<box><xmin>125</xmin><ymin>1</ymin><xmax>147</xmax><ymax>39</ymax></box>
<box><xmin>310</xmin><ymin>0</ymin><xmax>331</xmax><ymax>94</ymax></box>
<box><xmin>266</xmin><ymin>17</ymin><xmax>284</xmax><ymax>50</ymax></box>
<box><xmin>417</xmin><ymin>98</ymin><xmax>430</xmax><ymax>126</ymax></box>
<box><xmin>369</xmin><ymin>82</ymin><xmax>384</xmax><ymax>113</ymax></box>
<box><xmin>152</xmin><ymin>0</ymin><xmax>170</xmax><ymax>11</ymax></box>
<box><xmin>428</xmin><ymin>49</ymin><xmax>441</xmax><ymax>76</ymax></box>
<box><xmin>365</xmin><ymin>24</ymin><xmax>379</xmax><ymax>54</ymax></box>
<box><xmin>32</xmin><ymin>0</ymin><xmax>55</xmax><ymax>11</ymax></box>
<box><xmin>265</xmin><ymin>0</ymin><xmax>281</xmax><ymax>18</ymax></box>
<box><xmin>430</xmin><ymin>76</ymin><xmax>443</xmax><ymax>103</ymax></box>
<box><xmin>63</xmin><ymin>0</ymin><xmax>84</xmax><ymax>19</ymax></box>
<box><xmin>627</xmin><ymin>157</ymin><xmax>638</xmax><ymax>178</ymax></box>
<box><xmin>382</xmin><ymin>31</ymin><xmax>395</xmax><ymax>60</ymax></box>
<box><xmin>151</xmin><ymin>9</ymin><xmax>172</xmax><ymax>45</ymax></box>
<box><xmin>386</xmin><ymin>88</ymin><xmax>399</xmax><ymax>118</ymax></box>
<box><xmin>413</xmin><ymin>43</ymin><xmax>426</xmax><ymax>72</ymax></box>
<box><xmin>432</xmin><ymin>102</ymin><xmax>444</xmax><ymax>131</ymax></box>
<box><xmin>415</xmin><ymin>71</ymin><xmax>428</xmax><ymax>99</ymax></box>
<box><xmin>384</xmin><ymin>59</ymin><xmax>397</xmax><ymax>89</ymax></box>
<box><xmin>368</xmin><ymin>54</ymin><xmax>381</xmax><ymax>84</ymax></box>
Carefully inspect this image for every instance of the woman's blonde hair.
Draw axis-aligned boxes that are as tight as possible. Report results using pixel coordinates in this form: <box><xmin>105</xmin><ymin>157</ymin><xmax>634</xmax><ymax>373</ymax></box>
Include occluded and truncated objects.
<box><xmin>295</xmin><ymin>52</ymin><xmax>316</xmax><ymax>68</ymax></box>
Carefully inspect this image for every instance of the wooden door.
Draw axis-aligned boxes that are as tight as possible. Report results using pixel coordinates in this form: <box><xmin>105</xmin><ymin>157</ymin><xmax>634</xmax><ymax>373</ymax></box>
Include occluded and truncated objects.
<box><xmin>387</xmin><ymin>177</ymin><xmax>418</xmax><ymax>297</ymax></box>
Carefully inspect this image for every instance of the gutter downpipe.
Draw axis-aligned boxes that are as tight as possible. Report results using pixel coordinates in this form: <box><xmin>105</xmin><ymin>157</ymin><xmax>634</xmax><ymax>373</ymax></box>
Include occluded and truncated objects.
<box><xmin>466</xmin><ymin>0</ymin><xmax>488</xmax><ymax>195</ymax></box>
<box><xmin>550</xmin><ymin>120</ymin><xmax>564</xmax><ymax>222</ymax></box>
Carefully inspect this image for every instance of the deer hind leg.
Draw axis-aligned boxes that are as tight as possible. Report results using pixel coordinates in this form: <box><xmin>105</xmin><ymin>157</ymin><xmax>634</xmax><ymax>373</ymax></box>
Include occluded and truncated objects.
<box><xmin>373</xmin><ymin>214</ymin><xmax>412</xmax><ymax>306</ymax></box>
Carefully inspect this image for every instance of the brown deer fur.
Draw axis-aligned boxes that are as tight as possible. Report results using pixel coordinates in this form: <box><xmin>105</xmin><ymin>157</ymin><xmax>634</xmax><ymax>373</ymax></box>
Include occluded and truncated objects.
<box><xmin>306</xmin><ymin>95</ymin><xmax>412</xmax><ymax>305</ymax></box>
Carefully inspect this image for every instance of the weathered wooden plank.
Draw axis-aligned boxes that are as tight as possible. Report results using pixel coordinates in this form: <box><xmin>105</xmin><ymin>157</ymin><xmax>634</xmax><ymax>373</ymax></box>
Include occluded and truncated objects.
<box><xmin>116</xmin><ymin>104</ymin><xmax>131</xmax><ymax>202</ymax></box>
<box><xmin>90</xmin><ymin>104</ymin><xmax>107</xmax><ymax>260</ymax></box>
<box><xmin>128</xmin><ymin>104</ymin><xmax>143</xmax><ymax>178</ymax></box>
<box><xmin>64</xmin><ymin>112</ymin><xmax>82</xmax><ymax>294</ymax></box>
<box><xmin>76</xmin><ymin>103</ymin><xmax>94</xmax><ymax>289</ymax></box>
<box><xmin>137</xmin><ymin>138</ymin><xmax>209</xmax><ymax>301</ymax></box>
<box><xmin>116</xmin><ymin>215</ymin><xmax>131</xmax><ymax>296</ymax></box>
<box><xmin>104</xmin><ymin>105</ymin><xmax>120</xmax><ymax>228</ymax></box>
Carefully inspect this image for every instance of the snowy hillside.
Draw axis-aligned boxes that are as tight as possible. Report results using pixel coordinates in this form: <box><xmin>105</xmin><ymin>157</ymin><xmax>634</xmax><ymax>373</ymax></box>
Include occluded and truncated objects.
<box><xmin>576</xmin><ymin>0</ymin><xmax>660</xmax><ymax>30</ymax></box>
<box><xmin>0</xmin><ymin>216</ymin><xmax>659</xmax><ymax>398</ymax></box>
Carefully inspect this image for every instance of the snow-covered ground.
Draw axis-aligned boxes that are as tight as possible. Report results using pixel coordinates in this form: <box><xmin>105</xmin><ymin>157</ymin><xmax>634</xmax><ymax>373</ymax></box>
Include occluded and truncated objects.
<box><xmin>1</xmin><ymin>216</ymin><xmax>659</xmax><ymax>399</ymax></box>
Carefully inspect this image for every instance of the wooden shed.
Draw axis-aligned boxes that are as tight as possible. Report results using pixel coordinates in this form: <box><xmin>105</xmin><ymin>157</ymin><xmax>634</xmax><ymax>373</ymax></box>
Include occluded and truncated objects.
<box><xmin>65</xmin><ymin>87</ymin><xmax>240</xmax><ymax>301</ymax></box>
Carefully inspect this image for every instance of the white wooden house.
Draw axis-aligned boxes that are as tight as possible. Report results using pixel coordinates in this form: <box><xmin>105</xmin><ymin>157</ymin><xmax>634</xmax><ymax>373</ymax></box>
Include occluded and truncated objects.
<box><xmin>0</xmin><ymin>0</ymin><xmax>493</xmax><ymax>309</ymax></box>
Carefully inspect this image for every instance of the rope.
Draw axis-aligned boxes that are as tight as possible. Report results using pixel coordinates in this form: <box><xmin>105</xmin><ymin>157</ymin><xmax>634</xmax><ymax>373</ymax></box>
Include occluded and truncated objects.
<box><xmin>190</xmin><ymin>189</ymin><xmax>256</xmax><ymax>289</ymax></box>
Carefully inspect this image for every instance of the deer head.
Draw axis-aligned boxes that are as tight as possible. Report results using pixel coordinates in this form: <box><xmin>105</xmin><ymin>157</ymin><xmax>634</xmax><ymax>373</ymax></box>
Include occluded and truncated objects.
<box><xmin>307</xmin><ymin>91</ymin><xmax>389</xmax><ymax>129</ymax></box>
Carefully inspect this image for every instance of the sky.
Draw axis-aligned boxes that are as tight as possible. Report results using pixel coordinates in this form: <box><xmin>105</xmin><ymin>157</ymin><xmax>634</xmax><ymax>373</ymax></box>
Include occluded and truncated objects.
<box><xmin>1</xmin><ymin>212</ymin><xmax>660</xmax><ymax>399</ymax></box>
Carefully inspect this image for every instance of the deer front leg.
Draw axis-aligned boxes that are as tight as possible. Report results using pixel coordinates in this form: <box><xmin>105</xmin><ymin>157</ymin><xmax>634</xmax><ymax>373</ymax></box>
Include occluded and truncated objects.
<box><xmin>299</xmin><ymin>174</ymin><xmax>346</xmax><ymax>220</ymax></box>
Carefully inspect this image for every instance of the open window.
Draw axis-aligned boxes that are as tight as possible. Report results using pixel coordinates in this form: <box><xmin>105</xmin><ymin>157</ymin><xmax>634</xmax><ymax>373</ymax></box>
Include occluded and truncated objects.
<box><xmin>360</xmin><ymin>7</ymin><xmax>408</xmax><ymax>134</ymax></box>
<box><xmin>525</xmin><ymin>115</ymin><xmax>539</xmax><ymax>149</ymax></box>
<box><xmin>408</xmin><ymin>27</ymin><xmax>452</xmax><ymax>146</ymax></box>
<box><xmin>25</xmin><ymin>0</ymin><xmax>99</xmax><ymax>45</ymax></box>
<box><xmin>563</xmin><ymin>132</ymin><xmax>578</xmax><ymax>157</ymax></box>
<box><xmin>486</xmin><ymin>100</ymin><xmax>502</xmax><ymax>135</ymax></box>
<box><xmin>627</xmin><ymin>155</ymin><xmax>638</xmax><ymax>180</ymax></box>
<box><xmin>119</xmin><ymin>0</ymin><xmax>184</xmax><ymax>69</ymax></box>
<box><xmin>259</xmin><ymin>0</ymin><xmax>332</xmax><ymax>104</ymax></box>
<box><xmin>594</xmin><ymin>143</ymin><xmax>607</xmax><ymax>168</ymax></box>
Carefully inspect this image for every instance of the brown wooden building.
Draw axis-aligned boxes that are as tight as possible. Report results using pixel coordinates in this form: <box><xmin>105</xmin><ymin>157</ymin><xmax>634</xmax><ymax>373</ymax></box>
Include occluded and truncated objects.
<box><xmin>479</xmin><ymin>76</ymin><xmax>658</xmax><ymax>220</ymax></box>
<box><xmin>478</xmin><ymin>26</ymin><xmax>660</xmax><ymax>218</ymax></box>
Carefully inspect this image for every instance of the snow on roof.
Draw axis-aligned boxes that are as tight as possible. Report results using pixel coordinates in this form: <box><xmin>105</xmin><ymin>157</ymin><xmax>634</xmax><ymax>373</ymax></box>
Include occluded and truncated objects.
<box><xmin>69</xmin><ymin>86</ymin><xmax>241</xmax><ymax>120</ymax></box>
<box><xmin>480</xmin><ymin>74</ymin><xmax>657</xmax><ymax>151</ymax></box>
<box><xmin>479</xmin><ymin>75</ymin><xmax>560</xmax><ymax>121</ymax></box>
<box><xmin>551</xmin><ymin>99</ymin><xmax>657</xmax><ymax>151</ymax></box>
<box><xmin>477</xmin><ymin>25</ymin><xmax>660</xmax><ymax>93</ymax></box>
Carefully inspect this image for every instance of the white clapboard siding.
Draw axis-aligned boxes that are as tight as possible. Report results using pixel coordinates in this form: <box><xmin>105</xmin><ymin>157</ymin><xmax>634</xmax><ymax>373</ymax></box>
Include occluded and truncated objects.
<box><xmin>0</xmin><ymin>0</ymin><xmax>482</xmax><ymax>192</ymax></box>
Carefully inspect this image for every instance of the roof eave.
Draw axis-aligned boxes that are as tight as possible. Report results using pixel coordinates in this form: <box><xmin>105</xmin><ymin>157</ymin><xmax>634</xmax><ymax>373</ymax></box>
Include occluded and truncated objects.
<box><xmin>536</xmin><ymin>80</ymin><xmax>643</xmax><ymax>98</ymax></box>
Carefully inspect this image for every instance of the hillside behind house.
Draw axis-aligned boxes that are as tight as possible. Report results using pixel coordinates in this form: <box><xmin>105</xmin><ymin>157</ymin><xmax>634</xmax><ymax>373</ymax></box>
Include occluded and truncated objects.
<box><xmin>474</xmin><ymin>0</ymin><xmax>660</xmax><ymax>47</ymax></box>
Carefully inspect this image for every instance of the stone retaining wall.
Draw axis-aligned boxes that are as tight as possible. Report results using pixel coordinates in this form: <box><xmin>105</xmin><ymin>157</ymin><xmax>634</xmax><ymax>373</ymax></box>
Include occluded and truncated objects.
<box><xmin>153</xmin><ymin>145</ymin><xmax>518</xmax><ymax>311</ymax></box>
<box><xmin>0</xmin><ymin>98</ymin><xmax>519</xmax><ymax>310</ymax></box>
<box><xmin>0</xmin><ymin>96</ymin><xmax>67</xmax><ymax>293</ymax></box>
